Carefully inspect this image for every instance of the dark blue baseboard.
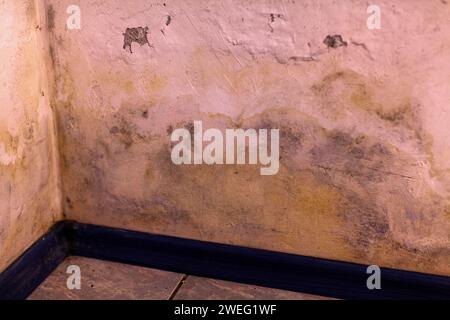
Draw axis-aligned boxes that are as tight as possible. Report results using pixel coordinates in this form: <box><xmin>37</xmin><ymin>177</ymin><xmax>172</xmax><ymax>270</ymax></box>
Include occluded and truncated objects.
<box><xmin>1</xmin><ymin>221</ymin><xmax>449</xmax><ymax>300</ymax></box>
<box><xmin>0</xmin><ymin>222</ymin><xmax>71</xmax><ymax>300</ymax></box>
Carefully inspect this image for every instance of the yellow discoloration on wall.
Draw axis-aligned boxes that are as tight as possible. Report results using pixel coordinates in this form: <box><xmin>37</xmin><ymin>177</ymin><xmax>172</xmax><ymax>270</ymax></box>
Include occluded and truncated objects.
<box><xmin>52</xmin><ymin>31</ymin><xmax>450</xmax><ymax>274</ymax></box>
<box><xmin>311</xmin><ymin>69</ymin><xmax>420</xmax><ymax>129</ymax></box>
<box><xmin>144</xmin><ymin>74</ymin><xmax>168</xmax><ymax>93</ymax></box>
<box><xmin>0</xmin><ymin>1</ymin><xmax>62</xmax><ymax>272</ymax></box>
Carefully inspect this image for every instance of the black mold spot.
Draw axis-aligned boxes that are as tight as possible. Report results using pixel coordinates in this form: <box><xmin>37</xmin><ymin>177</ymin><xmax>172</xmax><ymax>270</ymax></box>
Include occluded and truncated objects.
<box><xmin>142</xmin><ymin>110</ymin><xmax>149</xmax><ymax>119</ymax></box>
<box><xmin>342</xmin><ymin>193</ymin><xmax>390</xmax><ymax>252</ymax></box>
<box><xmin>167</xmin><ymin>121</ymin><xmax>195</xmax><ymax>145</ymax></box>
<box><xmin>376</xmin><ymin>107</ymin><xmax>406</xmax><ymax>124</ymax></box>
<box><xmin>354</xmin><ymin>135</ymin><xmax>366</xmax><ymax>145</ymax></box>
<box><xmin>310</xmin><ymin>128</ymin><xmax>400</xmax><ymax>183</ymax></box>
<box><xmin>23</xmin><ymin>125</ymin><xmax>34</xmax><ymax>141</ymax></box>
<box><xmin>323</xmin><ymin>34</ymin><xmax>348</xmax><ymax>49</ymax></box>
<box><xmin>268</xmin><ymin>13</ymin><xmax>283</xmax><ymax>32</ymax></box>
<box><xmin>269</xmin><ymin>13</ymin><xmax>283</xmax><ymax>22</ymax></box>
<box><xmin>109</xmin><ymin>112</ymin><xmax>155</xmax><ymax>149</ymax></box>
<box><xmin>350</xmin><ymin>147</ymin><xmax>365</xmax><ymax>159</ymax></box>
<box><xmin>329</xmin><ymin>131</ymin><xmax>353</xmax><ymax>146</ymax></box>
<box><xmin>278</xmin><ymin>125</ymin><xmax>304</xmax><ymax>159</ymax></box>
<box><xmin>184</xmin><ymin>121</ymin><xmax>195</xmax><ymax>136</ymax></box>
<box><xmin>370</xmin><ymin>143</ymin><xmax>390</xmax><ymax>156</ymax></box>
<box><xmin>166</xmin><ymin>15</ymin><xmax>172</xmax><ymax>26</ymax></box>
<box><xmin>66</xmin><ymin>197</ymin><xmax>74</xmax><ymax>209</ymax></box>
<box><xmin>110</xmin><ymin>126</ymin><xmax>120</xmax><ymax>134</ymax></box>
<box><xmin>166</xmin><ymin>125</ymin><xmax>174</xmax><ymax>136</ymax></box>
<box><xmin>123</xmin><ymin>27</ymin><xmax>152</xmax><ymax>54</ymax></box>
<box><xmin>49</xmin><ymin>46</ymin><xmax>57</xmax><ymax>68</ymax></box>
<box><xmin>46</xmin><ymin>5</ymin><xmax>56</xmax><ymax>31</ymax></box>
<box><xmin>109</xmin><ymin>125</ymin><xmax>134</xmax><ymax>148</ymax></box>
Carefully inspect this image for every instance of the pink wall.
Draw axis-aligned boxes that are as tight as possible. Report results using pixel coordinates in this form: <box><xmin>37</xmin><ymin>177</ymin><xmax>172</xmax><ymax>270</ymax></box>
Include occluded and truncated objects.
<box><xmin>1</xmin><ymin>0</ymin><xmax>449</xmax><ymax>276</ymax></box>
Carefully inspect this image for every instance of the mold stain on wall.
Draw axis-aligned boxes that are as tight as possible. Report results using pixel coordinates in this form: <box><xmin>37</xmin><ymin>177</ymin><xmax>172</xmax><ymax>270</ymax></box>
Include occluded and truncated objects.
<box><xmin>36</xmin><ymin>0</ymin><xmax>450</xmax><ymax>277</ymax></box>
<box><xmin>0</xmin><ymin>0</ymin><xmax>62</xmax><ymax>272</ymax></box>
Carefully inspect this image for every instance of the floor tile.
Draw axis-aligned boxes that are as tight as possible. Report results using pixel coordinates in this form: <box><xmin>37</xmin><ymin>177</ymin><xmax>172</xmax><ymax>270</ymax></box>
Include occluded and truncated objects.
<box><xmin>28</xmin><ymin>256</ymin><xmax>184</xmax><ymax>300</ymax></box>
<box><xmin>173</xmin><ymin>276</ymin><xmax>332</xmax><ymax>300</ymax></box>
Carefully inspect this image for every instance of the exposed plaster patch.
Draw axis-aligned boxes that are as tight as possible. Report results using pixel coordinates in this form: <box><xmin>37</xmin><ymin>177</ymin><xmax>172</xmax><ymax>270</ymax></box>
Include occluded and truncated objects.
<box><xmin>323</xmin><ymin>34</ymin><xmax>348</xmax><ymax>49</ymax></box>
<box><xmin>123</xmin><ymin>27</ymin><xmax>152</xmax><ymax>53</ymax></box>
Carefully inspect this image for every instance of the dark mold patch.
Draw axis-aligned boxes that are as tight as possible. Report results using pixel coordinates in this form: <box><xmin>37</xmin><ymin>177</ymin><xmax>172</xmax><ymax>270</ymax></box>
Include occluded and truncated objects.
<box><xmin>166</xmin><ymin>15</ymin><xmax>172</xmax><ymax>26</ymax></box>
<box><xmin>108</xmin><ymin>112</ymin><xmax>156</xmax><ymax>149</ymax></box>
<box><xmin>109</xmin><ymin>126</ymin><xmax>120</xmax><ymax>135</ymax></box>
<box><xmin>123</xmin><ymin>27</ymin><xmax>152</xmax><ymax>54</ymax></box>
<box><xmin>376</xmin><ymin>105</ymin><xmax>410</xmax><ymax>125</ymax></box>
<box><xmin>375</xmin><ymin>103</ymin><xmax>419</xmax><ymax>131</ymax></box>
<box><xmin>311</xmin><ymin>70</ymin><xmax>422</xmax><ymax>133</ymax></box>
<box><xmin>184</xmin><ymin>121</ymin><xmax>195</xmax><ymax>136</ymax></box>
<box><xmin>110</xmin><ymin>126</ymin><xmax>135</xmax><ymax>149</ymax></box>
<box><xmin>46</xmin><ymin>5</ymin><xmax>56</xmax><ymax>31</ymax></box>
<box><xmin>166</xmin><ymin>121</ymin><xmax>194</xmax><ymax>136</ymax></box>
<box><xmin>311</xmin><ymin>129</ymin><xmax>407</xmax><ymax>183</ymax></box>
<box><xmin>311</xmin><ymin>70</ymin><xmax>357</xmax><ymax>96</ymax></box>
<box><xmin>48</xmin><ymin>45</ymin><xmax>57</xmax><ymax>70</ymax></box>
<box><xmin>66</xmin><ymin>197</ymin><xmax>74</xmax><ymax>209</ymax></box>
<box><xmin>323</xmin><ymin>35</ymin><xmax>348</xmax><ymax>49</ymax></box>
<box><xmin>269</xmin><ymin>13</ymin><xmax>283</xmax><ymax>22</ymax></box>
<box><xmin>280</xmin><ymin>125</ymin><xmax>304</xmax><ymax>144</ymax></box>
<box><xmin>268</xmin><ymin>13</ymin><xmax>283</xmax><ymax>33</ymax></box>
<box><xmin>166</xmin><ymin>125</ymin><xmax>174</xmax><ymax>136</ymax></box>
<box><xmin>329</xmin><ymin>130</ymin><xmax>354</xmax><ymax>147</ymax></box>
<box><xmin>340</xmin><ymin>191</ymin><xmax>390</xmax><ymax>251</ymax></box>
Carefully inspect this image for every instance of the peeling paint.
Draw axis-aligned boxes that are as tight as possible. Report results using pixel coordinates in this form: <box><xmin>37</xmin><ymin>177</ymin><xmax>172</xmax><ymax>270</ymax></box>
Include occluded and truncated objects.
<box><xmin>123</xmin><ymin>27</ymin><xmax>152</xmax><ymax>53</ymax></box>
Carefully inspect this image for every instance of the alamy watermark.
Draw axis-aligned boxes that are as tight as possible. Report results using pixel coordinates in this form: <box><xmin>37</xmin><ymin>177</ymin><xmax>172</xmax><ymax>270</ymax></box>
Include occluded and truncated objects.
<box><xmin>366</xmin><ymin>265</ymin><xmax>381</xmax><ymax>290</ymax></box>
<box><xmin>170</xmin><ymin>121</ymin><xmax>280</xmax><ymax>176</ymax></box>
<box><xmin>66</xmin><ymin>265</ymin><xmax>81</xmax><ymax>290</ymax></box>
<box><xmin>66</xmin><ymin>5</ymin><xmax>81</xmax><ymax>30</ymax></box>
<box><xmin>367</xmin><ymin>5</ymin><xmax>381</xmax><ymax>30</ymax></box>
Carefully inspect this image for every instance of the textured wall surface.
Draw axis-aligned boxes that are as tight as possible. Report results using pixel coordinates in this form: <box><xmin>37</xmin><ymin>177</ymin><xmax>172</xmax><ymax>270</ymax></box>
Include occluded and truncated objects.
<box><xmin>45</xmin><ymin>0</ymin><xmax>450</xmax><ymax>275</ymax></box>
<box><xmin>0</xmin><ymin>1</ymin><xmax>62</xmax><ymax>272</ymax></box>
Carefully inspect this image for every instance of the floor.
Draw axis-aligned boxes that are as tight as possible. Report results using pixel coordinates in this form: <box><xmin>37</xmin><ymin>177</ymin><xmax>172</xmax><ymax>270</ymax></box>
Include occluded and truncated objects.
<box><xmin>29</xmin><ymin>256</ymin><xmax>331</xmax><ymax>300</ymax></box>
